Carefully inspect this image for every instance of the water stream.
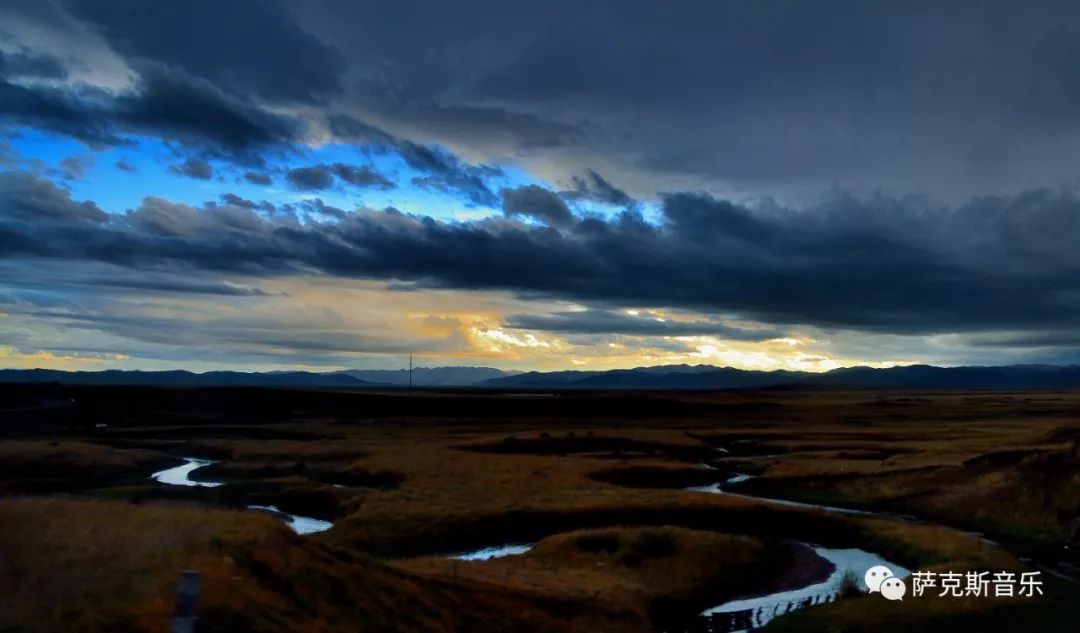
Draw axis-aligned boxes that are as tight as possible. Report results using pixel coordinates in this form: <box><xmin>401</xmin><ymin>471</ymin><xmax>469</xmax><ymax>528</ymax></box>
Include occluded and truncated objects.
<box><xmin>449</xmin><ymin>543</ymin><xmax>534</xmax><ymax>561</ymax></box>
<box><xmin>246</xmin><ymin>504</ymin><xmax>334</xmax><ymax>535</ymax></box>
<box><xmin>150</xmin><ymin>457</ymin><xmax>223</xmax><ymax>488</ymax></box>
<box><xmin>701</xmin><ymin>545</ymin><xmax>909</xmax><ymax>630</ymax></box>
<box><xmin>149</xmin><ymin>457</ymin><xmax>333</xmax><ymax>535</ymax></box>
<box><xmin>679</xmin><ymin>472</ymin><xmax>916</xmax><ymax>630</ymax></box>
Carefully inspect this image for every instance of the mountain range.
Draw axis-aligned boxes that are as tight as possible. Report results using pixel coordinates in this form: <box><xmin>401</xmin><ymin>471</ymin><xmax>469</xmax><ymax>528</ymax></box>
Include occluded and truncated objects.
<box><xmin>333</xmin><ymin>366</ymin><xmax>512</xmax><ymax>386</ymax></box>
<box><xmin>478</xmin><ymin>363</ymin><xmax>1080</xmax><ymax>389</ymax></box>
<box><xmin>4</xmin><ymin>364</ymin><xmax>1080</xmax><ymax>390</ymax></box>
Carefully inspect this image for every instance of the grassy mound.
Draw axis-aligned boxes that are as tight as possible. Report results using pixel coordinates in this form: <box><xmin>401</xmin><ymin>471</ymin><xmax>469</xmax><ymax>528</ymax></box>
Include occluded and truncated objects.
<box><xmin>399</xmin><ymin>525</ymin><xmax>826</xmax><ymax>631</ymax></box>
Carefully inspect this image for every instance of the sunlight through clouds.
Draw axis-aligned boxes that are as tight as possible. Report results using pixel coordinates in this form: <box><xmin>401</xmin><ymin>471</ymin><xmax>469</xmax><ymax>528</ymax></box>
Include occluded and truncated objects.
<box><xmin>469</xmin><ymin>328</ymin><xmax>555</xmax><ymax>352</ymax></box>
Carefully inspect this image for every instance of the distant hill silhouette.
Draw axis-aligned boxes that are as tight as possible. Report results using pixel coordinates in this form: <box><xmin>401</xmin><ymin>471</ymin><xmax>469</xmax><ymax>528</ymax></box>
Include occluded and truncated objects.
<box><xmin>0</xmin><ymin>366</ymin><xmax>512</xmax><ymax>388</ymax></box>
<box><xmin>334</xmin><ymin>366</ymin><xmax>513</xmax><ymax>386</ymax></box>
<box><xmin>4</xmin><ymin>364</ymin><xmax>1080</xmax><ymax>390</ymax></box>
<box><xmin>479</xmin><ymin>363</ymin><xmax>1080</xmax><ymax>390</ymax></box>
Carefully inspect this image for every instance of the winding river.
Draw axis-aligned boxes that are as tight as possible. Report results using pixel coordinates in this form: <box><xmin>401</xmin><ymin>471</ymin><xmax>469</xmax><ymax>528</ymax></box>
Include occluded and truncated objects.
<box><xmin>683</xmin><ymin>473</ymin><xmax>910</xmax><ymax>624</ymax></box>
<box><xmin>702</xmin><ymin>545</ymin><xmax>909</xmax><ymax>629</ymax></box>
<box><xmin>150</xmin><ymin>457</ymin><xmax>222</xmax><ymax>488</ymax></box>
<box><xmin>686</xmin><ymin>472</ymin><xmax>886</xmax><ymax>517</ymax></box>
<box><xmin>246</xmin><ymin>504</ymin><xmax>334</xmax><ymax>535</ymax></box>
<box><xmin>450</xmin><ymin>543</ymin><xmax>535</xmax><ymax>561</ymax></box>
<box><xmin>443</xmin><ymin>472</ymin><xmax>910</xmax><ymax>631</ymax></box>
<box><xmin>149</xmin><ymin>457</ymin><xmax>334</xmax><ymax>535</ymax></box>
<box><xmin>151</xmin><ymin>454</ymin><xmax>1069</xmax><ymax>631</ymax></box>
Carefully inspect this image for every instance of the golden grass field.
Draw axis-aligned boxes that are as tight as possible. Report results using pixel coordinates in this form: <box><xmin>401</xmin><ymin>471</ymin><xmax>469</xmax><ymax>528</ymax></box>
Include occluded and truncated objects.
<box><xmin>0</xmin><ymin>385</ymin><xmax>1077</xmax><ymax>631</ymax></box>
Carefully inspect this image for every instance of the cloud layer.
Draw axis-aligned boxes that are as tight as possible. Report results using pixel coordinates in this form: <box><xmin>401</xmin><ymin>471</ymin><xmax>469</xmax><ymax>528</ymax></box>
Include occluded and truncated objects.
<box><xmin>4</xmin><ymin>1</ymin><xmax>1080</xmax><ymax>369</ymax></box>
<box><xmin>12</xmin><ymin>1</ymin><xmax>1080</xmax><ymax>199</ymax></box>
<box><xmin>4</xmin><ymin>170</ymin><xmax>1080</xmax><ymax>338</ymax></box>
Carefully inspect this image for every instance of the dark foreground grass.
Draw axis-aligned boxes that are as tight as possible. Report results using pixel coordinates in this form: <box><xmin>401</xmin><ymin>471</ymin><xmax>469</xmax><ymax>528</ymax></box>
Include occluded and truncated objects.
<box><xmin>0</xmin><ymin>497</ymin><xmax>640</xmax><ymax>633</ymax></box>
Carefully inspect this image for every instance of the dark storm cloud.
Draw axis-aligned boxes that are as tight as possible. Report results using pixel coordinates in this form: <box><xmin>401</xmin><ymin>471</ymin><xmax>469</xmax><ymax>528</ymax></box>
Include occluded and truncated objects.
<box><xmin>0</xmin><ymin>261</ymin><xmax>274</xmax><ymax>297</ymax></box>
<box><xmin>330</xmin><ymin>114</ymin><xmax>499</xmax><ymax>206</ymax></box>
<box><xmin>286</xmin><ymin>0</ymin><xmax>1080</xmax><ymax>200</ymax></box>
<box><xmin>504</xmin><ymin>310</ymin><xmax>781</xmax><ymax>340</ymax></box>
<box><xmin>0</xmin><ymin>49</ymin><xmax>69</xmax><ymax>80</ymax></box>
<box><xmin>114</xmin><ymin>65</ymin><xmax>303</xmax><ymax>162</ymax></box>
<box><xmin>326</xmin><ymin>114</ymin><xmax>396</xmax><ymax>146</ymax></box>
<box><xmin>300</xmin><ymin>198</ymin><xmax>348</xmax><ymax>220</ymax></box>
<box><xmin>286</xmin><ymin>162</ymin><xmax>394</xmax><ymax>191</ymax></box>
<box><xmin>963</xmin><ymin>331</ymin><xmax>1080</xmax><ymax>349</ymax></box>
<box><xmin>562</xmin><ymin>170</ymin><xmax>636</xmax><ymax>207</ymax></box>
<box><xmin>10</xmin><ymin>1</ymin><xmax>1080</xmax><ymax>200</ymax></box>
<box><xmin>219</xmin><ymin>193</ymin><xmax>274</xmax><ymax>212</ymax></box>
<box><xmin>0</xmin><ymin>78</ymin><xmax>124</xmax><ymax>147</ymax></box>
<box><xmin>58</xmin><ymin>153</ymin><xmax>93</xmax><ymax>180</ymax></box>
<box><xmin>0</xmin><ymin>170</ymin><xmax>106</xmax><ymax>222</ymax></box>
<box><xmin>0</xmin><ymin>64</ymin><xmax>303</xmax><ymax>160</ymax></box>
<box><xmin>330</xmin><ymin>163</ymin><xmax>393</xmax><ymax>189</ymax></box>
<box><xmin>120</xmin><ymin>195</ymin><xmax>268</xmax><ymax>239</ymax></box>
<box><xmin>4</xmin><ymin>168</ymin><xmax>1080</xmax><ymax>336</ymax></box>
<box><xmin>400</xmin><ymin>141</ymin><xmax>501</xmax><ymax>206</ymax></box>
<box><xmin>501</xmin><ymin>185</ymin><xmax>576</xmax><ymax>227</ymax></box>
<box><xmin>61</xmin><ymin>0</ymin><xmax>346</xmax><ymax>103</ymax></box>
<box><xmin>408</xmin><ymin>164</ymin><xmax>499</xmax><ymax>207</ymax></box>
<box><xmin>286</xmin><ymin>165</ymin><xmax>333</xmax><ymax>191</ymax></box>
<box><xmin>333</xmin><ymin>100</ymin><xmax>585</xmax><ymax>160</ymax></box>
<box><xmin>243</xmin><ymin>170</ymin><xmax>272</xmax><ymax>185</ymax></box>
<box><xmin>170</xmin><ymin>157</ymin><xmax>213</xmax><ymax>180</ymax></box>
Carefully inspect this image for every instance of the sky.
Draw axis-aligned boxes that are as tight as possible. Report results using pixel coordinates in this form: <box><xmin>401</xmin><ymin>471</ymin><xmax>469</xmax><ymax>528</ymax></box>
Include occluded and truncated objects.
<box><xmin>3</xmin><ymin>1</ymin><xmax>1080</xmax><ymax>373</ymax></box>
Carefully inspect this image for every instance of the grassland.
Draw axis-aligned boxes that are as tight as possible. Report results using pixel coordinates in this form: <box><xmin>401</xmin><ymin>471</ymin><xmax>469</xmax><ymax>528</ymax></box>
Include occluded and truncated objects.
<box><xmin>0</xmin><ymin>496</ymin><xmax>624</xmax><ymax>633</ymax></box>
<box><xmin>0</xmin><ymin>384</ymin><xmax>1077</xmax><ymax>631</ymax></box>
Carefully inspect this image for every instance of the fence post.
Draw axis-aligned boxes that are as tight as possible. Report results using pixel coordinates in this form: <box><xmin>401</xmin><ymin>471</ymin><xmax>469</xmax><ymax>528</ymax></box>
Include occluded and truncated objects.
<box><xmin>172</xmin><ymin>570</ymin><xmax>201</xmax><ymax>633</ymax></box>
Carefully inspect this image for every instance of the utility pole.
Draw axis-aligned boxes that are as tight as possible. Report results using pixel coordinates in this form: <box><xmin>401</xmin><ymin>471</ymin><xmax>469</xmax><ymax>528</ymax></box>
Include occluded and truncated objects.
<box><xmin>408</xmin><ymin>355</ymin><xmax>413</xmax><ymax>396</ymax></box>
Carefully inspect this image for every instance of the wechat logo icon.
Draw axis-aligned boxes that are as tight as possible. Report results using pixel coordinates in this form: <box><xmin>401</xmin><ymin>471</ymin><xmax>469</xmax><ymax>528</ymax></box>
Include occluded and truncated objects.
<box><xmin>865</xmin><ymin>565</ymin><xmax>906</xmax><ymax>601</ymax></box>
